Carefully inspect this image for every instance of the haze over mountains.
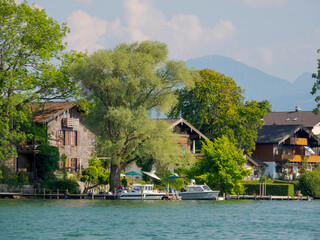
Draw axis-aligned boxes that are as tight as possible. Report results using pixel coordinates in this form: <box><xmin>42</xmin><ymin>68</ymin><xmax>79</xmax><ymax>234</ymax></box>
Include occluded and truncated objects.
<box><xmin>186</xmin><ymin>55</ymin><xmax>316</xmax><ymax>112</ymax></box>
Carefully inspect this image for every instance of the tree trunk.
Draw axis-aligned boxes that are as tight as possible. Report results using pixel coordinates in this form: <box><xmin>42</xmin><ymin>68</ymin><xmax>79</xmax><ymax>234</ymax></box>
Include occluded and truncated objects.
<box><xmin>109</xmin><ymin>163</ymin><xmax>122</xmax><ymax>191</ymax></box>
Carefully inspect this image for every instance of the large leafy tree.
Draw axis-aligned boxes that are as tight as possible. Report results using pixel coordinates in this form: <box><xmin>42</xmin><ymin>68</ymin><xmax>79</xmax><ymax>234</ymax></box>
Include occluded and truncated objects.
<box><xmin>80</xmin><ymin>157</ymin><xmax>110</xmax><ymax>193</ymax></box>
<box><xmin>191</xmin><ymin>136</ymin><xmax>251</xmax><ymax>194</ymax></box>
<box><xmin>311</xmin><ymin>49</ymin><xmax>320</xmax><ymax>112</ymax></box>
<box><xmin>72</xmin><ymin>41</ymin><xmax>197</xmax><ymax>189</ymax></box>
<box><xmin>0</xmin><ymin>0</ymin><xmax>83</xmax><ymax>162</ymax></box>
<box><xmin>169</xmin><ymin>69</ymin><xmax>271</xmax><ymax>154</ymax></box>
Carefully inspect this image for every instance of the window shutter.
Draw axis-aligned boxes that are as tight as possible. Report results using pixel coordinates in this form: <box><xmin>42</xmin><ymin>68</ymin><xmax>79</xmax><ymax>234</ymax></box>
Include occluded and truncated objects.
<box><xmin>76</xmin><ymin>131</ymin><xmax>80</xmax><ymax>146</ymax></box>
<box><xmin>56</xmin><ymin>131</ymin><xmax>59</xmax><ymax>145</ymax></box>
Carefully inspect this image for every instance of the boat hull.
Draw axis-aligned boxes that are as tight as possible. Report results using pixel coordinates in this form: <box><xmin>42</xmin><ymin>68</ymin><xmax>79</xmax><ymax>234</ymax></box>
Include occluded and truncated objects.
<box><xmin>177</xmin><ymin>191</ymin><xmax>220</xmax><ymax>200</ymax></box>
<box><xmin>119</xmin><ymin>193</ymin><xmax>165</xmax><ymax>200</ymax></box>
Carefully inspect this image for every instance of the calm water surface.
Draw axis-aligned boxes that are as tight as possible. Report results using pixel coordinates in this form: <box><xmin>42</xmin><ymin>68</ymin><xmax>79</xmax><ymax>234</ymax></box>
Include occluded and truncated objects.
<box><xmin>0</xmin><ymin>199</ymin><xmax>320</xmax><ymax>239</ymax></box>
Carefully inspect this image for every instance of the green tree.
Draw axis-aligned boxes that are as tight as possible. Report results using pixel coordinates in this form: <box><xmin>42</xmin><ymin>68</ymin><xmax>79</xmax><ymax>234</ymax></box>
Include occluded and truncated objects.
<box><xmin>80</xmin><ymin>157</ymin><xmax>110</xmax><ymax>193</ymax></box>
<box><xmin>311</xmin><ymin>49</ymin><xmax>320</xmax><ymax>113</ymax></box>
<box><xmin>0</xmin><ymin>0</ymin><xmax>84</xmax><ymax>162</ymax></box>
<box><xmin>298</xmin><ymin>170</ymin><xmax>320</xmax><ymax>196</ymax></box>
<box><xmin>35</xmin><ymin>144</ymin><xmax>60</xmax><ymax>181</ymax></box>
<box><xmin>169</xmin><ymin>69</ymin><xmax>271</xmax><ymax>154</ymax></box>
<box><xmin>72</xmin><ymin>41</ymin><xmax>197</xmax><ymax>189</ymax></box>
<box><xmin>191</xmin><ymin>136</ymin><xmax>251</xmax><ymax>194</ymax></box>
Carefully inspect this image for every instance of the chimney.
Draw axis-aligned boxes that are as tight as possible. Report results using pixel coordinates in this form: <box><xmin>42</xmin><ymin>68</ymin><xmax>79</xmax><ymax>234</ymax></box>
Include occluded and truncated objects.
<box><xmin>295</xmin><ymin>106</ymin><xmax>301</xmax><ymax>112</ymax></box>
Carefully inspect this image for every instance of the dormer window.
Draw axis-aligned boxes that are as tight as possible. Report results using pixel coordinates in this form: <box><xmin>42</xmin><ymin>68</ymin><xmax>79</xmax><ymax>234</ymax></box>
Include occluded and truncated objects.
<box><xmin>286</xmin><ymin>118</ymin><xmax>290</xmax><ymax>121</ymax></box>
<box><xmin>293</xmin><ymin>117</ymin><xmax>299</xmax><ymax>121</ymax></box>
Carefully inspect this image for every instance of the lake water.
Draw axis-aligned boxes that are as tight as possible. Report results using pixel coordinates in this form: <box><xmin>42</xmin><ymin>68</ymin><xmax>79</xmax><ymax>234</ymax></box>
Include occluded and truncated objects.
<box><xmin>1</xmin><ymin>199</ymin><xmax>320</xmax><ymax>239</ymax></box>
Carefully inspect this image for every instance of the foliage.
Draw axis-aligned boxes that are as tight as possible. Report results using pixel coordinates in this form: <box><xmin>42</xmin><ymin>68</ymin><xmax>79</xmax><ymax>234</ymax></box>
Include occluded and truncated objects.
<box><xmin>298</xmin><ymin>170</ymin><xmax>320</xmax><ymax>196</ymax></box>
<box><xmin>243</xmin><ymin>183</ymin><xmax>294</xmax><ymax>196</ymax></box>
<box><xmin>42</xmin><ymin>179</ymin><xmax>79</xmax><ymax>194</ymax></box>
<box><xmin>80</xmin><ymin>157</ymin><xmax>110</xmax><ymax>192</ymax></box>
<box><xmin>61</xmin><ymin>153</ymin><xmax>68</xmax><ymax>179</ymax></box>
<box><xmin>72</xmin><ymin>41</ymin><xmax>198</xmax><ymax>189</ymax></box>
<box><xmin>0</xmin><ymin>165</ymin><xmax>29</xmax><ymax>185</ymax></box>
<box><xmin>35</xmin><ymin>144</ymin><xmax>59</xmax><ymax>181</ymax></box>
<box><xmin>168</xmin><ymin>69</ymin><xmax>271</xmax><ymax>154</ymax></box>
<box><xmin>311</xmin><ymin>49</ymin><xmax>320</xmax><ymax>113</ymax></box>
<box><xmin>0</xmin><ymin>0</ymin><xmax>85</xmax><ymax>162</ymax></box>
<box><xmin>190</xmin><ymin>136</ymin><xmax>251</xmax><ymax>194</ymax></box>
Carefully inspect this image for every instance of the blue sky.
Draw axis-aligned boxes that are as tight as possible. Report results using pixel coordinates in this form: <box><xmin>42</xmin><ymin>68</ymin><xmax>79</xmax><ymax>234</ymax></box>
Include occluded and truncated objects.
<box><xmin>25</xmin><ymin>0</ymin><xmax>320</xmax><ymax>82</ymax></box>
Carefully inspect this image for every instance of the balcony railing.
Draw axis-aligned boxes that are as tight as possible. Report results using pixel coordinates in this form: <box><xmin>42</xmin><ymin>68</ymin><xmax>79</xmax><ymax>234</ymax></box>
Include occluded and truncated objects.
<box><xmin>62</xmin><ymin>118</ymin><xmax>79</xmax><ymax>128</ymax></box>
<box><xmin>275</xmin><ymin>154</ymin><xmax>320</xmax><ymax>163</ymax></box>
<box><xmin>284</xmin><ymin>137</ymin><xmax>307</xmax><ymax>146</ymax></box>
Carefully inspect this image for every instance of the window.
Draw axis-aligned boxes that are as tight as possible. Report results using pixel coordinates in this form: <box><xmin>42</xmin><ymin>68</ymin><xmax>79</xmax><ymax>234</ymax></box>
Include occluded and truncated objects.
<box><xmin>71</xmin><ymin>131</ymin><xmax>77</xmax><ymax>145</ymax></box>
<box><xmin>181</xmin><ymin>145</ymin><xmax>186</xmax><ymax>151</ymax></box>
<box><xmin>63</xmin><ymin>110</ymin><xmax>70</xmax><ymax>118</ymax></box>
<box><xmin>59</xmin><ymin>160</ymin><xmax>64</xmax><ymax>169</ymax></box>
<box><xmin>70</xmin><ymin>158</ymin><xmax>77</xmax><ymax>172</ymax></box>
<box><xmin>89</xmin><ymin>138</ymin><xmax>95</xmax><ymax>146</ymax></box>
<box><xmin>58</xmin><ymin>130</ymin><xmax>64</xmax><ymax>145</ymax></box>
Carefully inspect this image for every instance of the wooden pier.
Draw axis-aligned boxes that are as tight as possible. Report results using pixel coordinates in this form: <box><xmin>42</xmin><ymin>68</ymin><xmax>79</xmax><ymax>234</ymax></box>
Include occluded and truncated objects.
<box><xmin>0</xmin><ymin>192</ymin><xmax>115</xmax><ymax>200</ymax></box>
<box><xmin>226</xmin><ymin>194</ymin><xmax>312</xmax><ymax>201</ymax></box>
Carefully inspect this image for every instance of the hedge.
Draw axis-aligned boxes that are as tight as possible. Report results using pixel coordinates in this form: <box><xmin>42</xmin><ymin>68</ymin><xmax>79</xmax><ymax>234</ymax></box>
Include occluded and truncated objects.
<box><xmin>243</xmin><ymin>183</ymin><xmax>294</xmax><ymax>196</ymax></box>
<box><xmin>42</xmin><ymin>179</ymin><xmax>79</xmax><ymax>194</ymax></box>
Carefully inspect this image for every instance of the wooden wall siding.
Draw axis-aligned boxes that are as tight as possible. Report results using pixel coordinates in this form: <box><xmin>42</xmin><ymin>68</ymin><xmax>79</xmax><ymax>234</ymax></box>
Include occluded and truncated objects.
<box><xmin>274</xmin><ymin>154</ymin><xmax>320</xmax><ymax>163</ymax></box>
<box><xmin>251</xmin><ymin>144</ymin><xmax>274</xmax><ymax>162</ymax></box>
<box><xmin>285</xmin><ymin>138</ymin><xmax>307</xmax><ymax>146</ymax></box>
<box><xmin>173</xmin><ymin>134</ymin><xmax>191</xmax><ymax>152</ymax></box>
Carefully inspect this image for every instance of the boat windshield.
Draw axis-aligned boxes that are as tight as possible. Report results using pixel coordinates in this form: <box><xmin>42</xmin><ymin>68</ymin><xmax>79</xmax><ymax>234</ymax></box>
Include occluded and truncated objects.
<box><xmin>203</xmin><ymin>185</ymin><xmax>212</xmax><ymax>191</ymax></box>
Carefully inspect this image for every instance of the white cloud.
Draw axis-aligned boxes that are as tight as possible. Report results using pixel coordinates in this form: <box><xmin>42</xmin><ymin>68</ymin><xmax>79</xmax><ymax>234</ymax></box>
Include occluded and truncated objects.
<box><xmin>234</xmin><ymin>0</ymin><xmax>286</xmax><ymax>8</ymax></box>
<box><xmin>257</xmin><ymin>47</ymin><xmax>275</xmax><ymax>65</ymax></box>
<box><xmin>65</xmin><ymin>10</ymin><xmax>108</xmax><ymax>52</ymax></box>
<box><xmin>123</xmin><ymin>0</ymin><xmax>236</xmax><ymax>59</ymax></box>
<box><xmin>64</xmin><ymin>0</ymin><xmax>236</xmax><ymax>59</ymax></box>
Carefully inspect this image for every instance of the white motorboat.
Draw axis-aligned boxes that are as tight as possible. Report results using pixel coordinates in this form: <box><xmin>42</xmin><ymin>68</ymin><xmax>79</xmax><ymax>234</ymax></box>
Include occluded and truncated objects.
<box><xmin>119</xmin><ymin>184</ymin><xmax>165</xmax><ymax>200</ymax></box>
<box><xmin>173</xmin><ymin>181</ymin><xmax>220</xmax><ymax>200</ymax></box>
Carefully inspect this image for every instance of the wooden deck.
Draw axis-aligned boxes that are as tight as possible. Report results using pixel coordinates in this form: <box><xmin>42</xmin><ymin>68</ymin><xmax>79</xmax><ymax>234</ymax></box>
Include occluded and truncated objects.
<box><xmin>226</xmin><ymin>194</ymin><xmax>312</xmax><ymax>201</ymax></box>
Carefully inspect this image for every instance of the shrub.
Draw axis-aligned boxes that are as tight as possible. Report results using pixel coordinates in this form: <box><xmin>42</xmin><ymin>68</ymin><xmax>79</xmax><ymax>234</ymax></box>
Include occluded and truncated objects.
<box><xmin>243</xmin><ymin>183</ymin><xmax>294</xmax><ymax>196</ymax></box>
<box><xmin>0</xmin><ymin>165</ymin><xmax>29</xmax><ymax>185</ymax></box>
<box><xmin>42</xmin><ymin>179</ymin><xmax>79</xmax><ymax>193</ymax></box>
<box><xmin>298</xmin><ymin>171</ymin><xmax>320</xmax><ymax>196</ymax></box>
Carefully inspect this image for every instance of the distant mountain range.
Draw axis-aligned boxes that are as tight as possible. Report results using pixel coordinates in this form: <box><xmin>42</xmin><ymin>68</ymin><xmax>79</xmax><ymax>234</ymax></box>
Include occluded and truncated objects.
<box><xmin>186</xmin><ymin>55</ymin><xmax>316</xmax><ymax>111</ymax></box>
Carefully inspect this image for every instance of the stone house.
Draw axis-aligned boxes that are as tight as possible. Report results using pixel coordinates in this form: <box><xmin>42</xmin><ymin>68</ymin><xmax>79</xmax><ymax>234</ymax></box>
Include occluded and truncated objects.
<box><xmin>251</xmin><ymin>124</ymin><xmax>320</xmax><ymax>179</ymax></box>
<box><xmin>17</xmin><ymin>102</ymin><xmax>95</xmax><ymax>179</ymax></box>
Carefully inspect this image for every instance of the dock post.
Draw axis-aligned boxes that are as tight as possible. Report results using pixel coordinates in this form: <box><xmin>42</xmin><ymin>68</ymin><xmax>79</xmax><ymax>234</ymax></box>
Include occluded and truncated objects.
<box><xmin>57</xmin><ymin>189</ymin><xmax>59</xmax><ymax>199</ymax></box>
<box><xmin>270</xmin><ymin>195</ymin><xmax>272</xmax><ymax>200</ymax></box>
<box><xmin>43</xmin><ymin>188</ymin><xmax>45</xmax><ymax>199</ymax></box>
<box><xmin>237</xmin><ymin>193</ymin><xmax>240</xmax><ymax>199</ymax></box>
<box><xmin>141</xmin><ymin>189</ymin><xmax>144</xmax><ymax>200</ymax></box>
<box><xmin>92</xmin><ymin>190</ymin><xmax>94</xmax><ymax>200</ymax></box>
<box><xmin>223</xmin><ymin>193</ymin><xmax>225</xmax><ymax>200</ymax></box>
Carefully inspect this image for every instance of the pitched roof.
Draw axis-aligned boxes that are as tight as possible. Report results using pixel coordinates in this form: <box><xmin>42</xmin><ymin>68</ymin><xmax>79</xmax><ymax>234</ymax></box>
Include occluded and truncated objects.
<box><xmin>158</xmin><ymin>118</ymin><xmax>208</xmax><ymax>140</ymax></box>
<box><xmin>263</xmin><ymin>111</ymin><xmax>320</xmax><ymax>128</ymax></box>
<box><xmin>256</xmin><ymin>124</ymin><xmax>305</xmax><ymax>144</ymax></box>
<box><xmin>245</xmin><ymin>154</ymin><xmax>268</xmax><ymax>168</ymax></box>
<box><xmin>31</xmin><ymin>102</ymin><xmax>75</xmax><ymax>123</ymax></box>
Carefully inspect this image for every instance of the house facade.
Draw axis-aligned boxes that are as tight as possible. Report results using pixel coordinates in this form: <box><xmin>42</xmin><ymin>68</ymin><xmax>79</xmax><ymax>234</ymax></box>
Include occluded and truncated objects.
<box><xmin>17</xmin><ymin>102</ymin><xmax>95</xmax><ymax>179</ymax></box>
<box><xmin>251</xmin><ymin>124</ymin><xmax>320</xmax><ymax>179</ymax></box>
<box><xmin>125</xmin><ymin>118</ymin><xmax>208</xmax><ymax>176</ymax></box>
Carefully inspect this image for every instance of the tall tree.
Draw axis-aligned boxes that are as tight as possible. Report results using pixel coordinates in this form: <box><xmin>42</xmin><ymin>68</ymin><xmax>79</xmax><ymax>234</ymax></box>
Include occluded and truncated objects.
<box><xmin>191</xmin><ymin>136</ymin><xmax>251</xmax><ymax>194</ymax></box>
<box><xmin>72</xmin><ymin>41</ymin><xmax>197</xmax><ymax>189</ymax></box>
<box><xmin>169</xmin><ymin>69</ymin><xmax>271</xmax><ymax>154</ymax></box>
<box><xmin>311</xmin><ymin>49</ymin><xmax>320</xmax><ymax>113</ymax></box>
<box><xmin>0</xmin><ymin>0</ymin><xmax>84</xmax><ymax>162</ymax></box>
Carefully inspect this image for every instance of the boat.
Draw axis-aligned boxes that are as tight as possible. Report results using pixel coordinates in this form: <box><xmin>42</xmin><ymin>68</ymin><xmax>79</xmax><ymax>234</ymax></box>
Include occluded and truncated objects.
<box><xmin>171</xmin><ymin>181</ymin><xmax>220</xmax><ymax>200</ymax></box>
<box><xmin>119</xmin><ymin>184</ymin><xmax>166</xmax><ymax>200</ymax></box>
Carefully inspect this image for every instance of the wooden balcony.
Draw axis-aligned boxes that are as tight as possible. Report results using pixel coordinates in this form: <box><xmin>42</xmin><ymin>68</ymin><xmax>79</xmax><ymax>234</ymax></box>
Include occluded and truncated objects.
<box><xmin>284</xmin><ymin>137</ymin><xmax>307</xmax><ymax>146</ymax></box>
<box><xmin>62</xmin><ymin>118</ymin><xmax>79</xmax><ymax>128</ymax></box>
<box><xmin>275</xmin><ymin>154</ymin><xmax>320</xmax><ymax>163</ymax></box>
